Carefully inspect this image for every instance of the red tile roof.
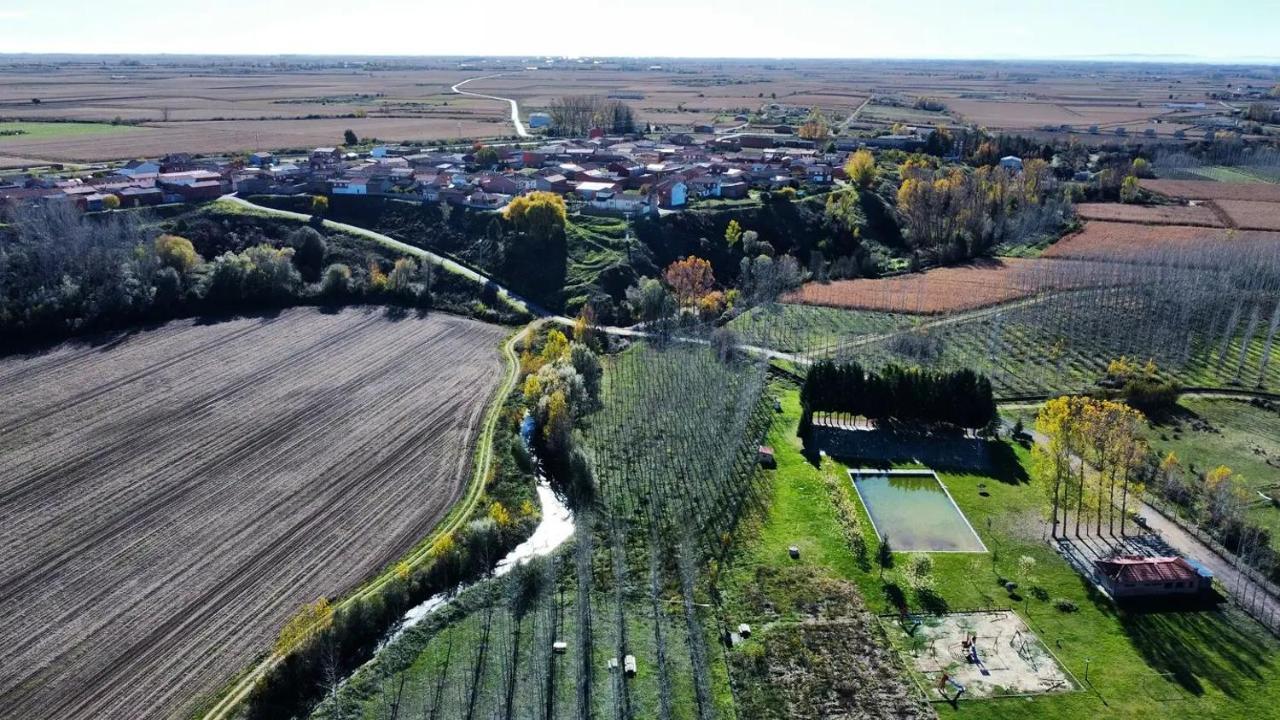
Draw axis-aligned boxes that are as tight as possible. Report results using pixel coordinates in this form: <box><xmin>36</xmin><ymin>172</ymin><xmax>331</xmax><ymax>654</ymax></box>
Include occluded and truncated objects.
<box><xmin>1095</xmin><ymin>556</ymin><xmax>1199</xmax><ymax>584</ymax></box>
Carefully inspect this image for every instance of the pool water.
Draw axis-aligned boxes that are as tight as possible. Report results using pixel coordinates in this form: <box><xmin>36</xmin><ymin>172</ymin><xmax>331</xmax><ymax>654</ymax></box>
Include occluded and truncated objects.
<box><xmin>850</xmin><ymin>470</ymin><xmax>987</xmax><ymax>552</ymax></box>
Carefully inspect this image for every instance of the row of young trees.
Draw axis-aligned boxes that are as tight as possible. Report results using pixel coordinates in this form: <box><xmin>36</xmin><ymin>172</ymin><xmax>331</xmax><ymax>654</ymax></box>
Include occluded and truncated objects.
<box><xmin>800</xmin><ymin>359</ymin><xmax>997</xmax><ymax>432</ymax></box>
<box><xmin>1033</xmin><ymin>396</ymin><xmax>1148</xmax><ymax>539</ymax></box>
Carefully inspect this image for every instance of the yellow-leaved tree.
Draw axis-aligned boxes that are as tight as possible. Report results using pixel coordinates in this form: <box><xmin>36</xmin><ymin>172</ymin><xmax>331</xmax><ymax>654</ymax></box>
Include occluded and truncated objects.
<box><xmin>274</xmin><ymin>597</ymin><xmax>333</xmax><ymax>654</ymax></box>
<box><xmin>154</xmin><ymin>234</ymin><xmax>201</xmax><ymax>273</ymax></box>
<box><xmin>844</xmin><ymin>149</ymin><xmax>878</xmax><ymax>188</ymax></box>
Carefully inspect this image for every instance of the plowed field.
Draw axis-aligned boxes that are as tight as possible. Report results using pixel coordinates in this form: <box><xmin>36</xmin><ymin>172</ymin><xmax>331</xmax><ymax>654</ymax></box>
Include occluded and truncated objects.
<box><xmin>1044</xmin><ymin>221</ymin><xmax>1280</xmax><ymax>262</ymax></box>
<box><xmin>1074</xmin><ymin>202</ymin><xmax>1224</xmax><ymax>227</ymax></box>
<box><xmin>1139</xmin><ymin>179</ymin><xmax>1280</xmax><ymax>203</ymax></box>
<box><xmin>0</xmin><ymin>307</ymin><xmax>506</xmax><ymax>720</ymax></box>
<box><xmin>782</xmin><ymin>258</ymin><xmax>1100</xmax><ymax>314</ymax></box>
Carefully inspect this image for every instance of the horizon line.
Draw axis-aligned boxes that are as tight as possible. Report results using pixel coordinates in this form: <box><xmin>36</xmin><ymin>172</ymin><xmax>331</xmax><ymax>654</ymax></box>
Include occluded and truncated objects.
<box><xmin>1</xmin><ymin>52</ymin><xmax>1278</xmax><ymax>67</ymax></box>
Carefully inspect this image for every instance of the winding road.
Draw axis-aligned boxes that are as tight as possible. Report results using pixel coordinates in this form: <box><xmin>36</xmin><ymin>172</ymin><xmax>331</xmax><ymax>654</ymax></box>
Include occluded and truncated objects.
<box><xmin>451</xmin><ymin>74</ymin><xmax>529</xmax><ymax>138</ymax></box>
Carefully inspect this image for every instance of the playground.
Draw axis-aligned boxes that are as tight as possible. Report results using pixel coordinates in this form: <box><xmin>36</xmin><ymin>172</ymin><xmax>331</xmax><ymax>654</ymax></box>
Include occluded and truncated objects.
<box><xmin>884</xmin><ymin>610</ymin><xmax>1077</xmax><ymax>701</ymax></box>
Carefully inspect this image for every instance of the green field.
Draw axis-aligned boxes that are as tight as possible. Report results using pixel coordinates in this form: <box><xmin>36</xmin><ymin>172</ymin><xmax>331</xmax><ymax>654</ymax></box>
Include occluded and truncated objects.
<box><xmin>718</xmin><ymin>382</ymin><xmax>1280</xmax><ymax>719</ymax></box>
<box><xmin>0</xmin><ymin>121</ymin><xmax>140</xmax><ymax>142</ymax></box>
<box><xmin>1146</xmin><ymin>397</ymin><xmax>1280</xmax><ymax>540</ymax></box>
<box><xmin>727</xmin><ymin>303</ymin><xmax>918</xmax><ymax>355</ymax></box>
<box><xmin>563</xmin><ymin>215</ymin><xmax>633</xmax><ymax>307</ymax></box>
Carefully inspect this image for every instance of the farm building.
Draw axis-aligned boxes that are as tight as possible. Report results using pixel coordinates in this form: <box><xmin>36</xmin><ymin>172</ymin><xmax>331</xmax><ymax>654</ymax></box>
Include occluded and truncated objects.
<box><xmin>528</xmin><ymin>112</ymin><xmax>552</xmax><ymax>128</ymax></box>
<box><xmin>999</xmin><ymin>156</ymin><xmax>1024</xmax><ymax>172</ymax></box>
<box><xmin>1093</xmin><ymin>555</ymin><xmax>1212</xmax><ymax>599</ymax></box>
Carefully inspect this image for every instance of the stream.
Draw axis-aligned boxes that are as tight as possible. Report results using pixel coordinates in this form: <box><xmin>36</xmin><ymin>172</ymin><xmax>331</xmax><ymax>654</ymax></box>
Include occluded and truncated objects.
<box><xmin>386</xmin><ymin>413</ymin><xmax>573</xmax><ymax>645</ymax></box>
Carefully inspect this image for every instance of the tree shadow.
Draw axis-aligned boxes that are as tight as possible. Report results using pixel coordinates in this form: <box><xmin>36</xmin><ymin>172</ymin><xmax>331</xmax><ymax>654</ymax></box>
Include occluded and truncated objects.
<box><xmin>805</xmin><ymin>425</ymin><xmax>1029</xmax><ymax>483</ymax></box>
<box><xmin>1118</xmin><ymin>597</ymin><xmax>1272</xmax><ymax>699</ymax></box>
<box><xmin>917</xmin><ymin>588</ymin><xmax>949</xmax><ymax>615</ymax></box>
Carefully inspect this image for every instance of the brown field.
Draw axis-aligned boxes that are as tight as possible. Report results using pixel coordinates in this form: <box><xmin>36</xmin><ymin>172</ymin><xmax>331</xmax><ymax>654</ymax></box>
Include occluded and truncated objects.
<box><xmin>783</xmin><ymin>257</ymin><xmax>1101</xmax><ymax>314</ymax></box>
<box><xmin>1074</xmin><ymin>202</ymin><xmax>1224</xmax><ymax>227</ymax></box>
<box><xmin>1043</xmin><ymin>220</ymin><xmax>1280</xmax><ymax>262</ymax></box>
<box><xmin>0</xmin><ymin>57</ymin><xmax>1257</xmax><ymax>162</ymax></box>
<box><xmin>1212</xmin><ymin>199</ymin><xmax>1280</xmax><ymax>231</ymax></box>
<box><xmin>1139</xmin><ymin>179</ymin><xmax>1280</xmax><ymax>203</ymax></box>
<box><xmin>0</xmin><ymin>307</ymin><xmax>506</xmax><ymax>720</ymax></box>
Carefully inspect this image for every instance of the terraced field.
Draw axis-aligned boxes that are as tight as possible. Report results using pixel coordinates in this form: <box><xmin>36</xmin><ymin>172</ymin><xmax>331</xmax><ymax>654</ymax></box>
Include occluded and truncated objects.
<box><xmin>0</xmin><ymin>307</ymin><xmax>507</xmax><ymax>720</ymax></box>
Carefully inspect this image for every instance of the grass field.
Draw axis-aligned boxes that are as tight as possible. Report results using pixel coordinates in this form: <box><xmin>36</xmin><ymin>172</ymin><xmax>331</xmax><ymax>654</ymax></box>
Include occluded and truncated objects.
<box><xmin>1145</xmin><ymin>397</ymin><xmax>1280</xmax><ymax>541</ymax></box>
<box><xmin>563</xmin><ymin>215</ymin><xmax>633</xmax><ymax>306</ymax></box>
<box><xmin>0</xmin><ymin>120</ymin><xmax>140</xmax><ymax>141</ymax></box>
<box><xmin>728</xmin><ymin>303</ymin><xmax>919</xmax><ymax>354</ymax></box>
<box><xmin>719</xmin><ymin>382</ymin><xmax>1280</xmax><ymax>719</ymax></box>
<box><xmin>0</xmin><ymin>307</ymin><xmax>507</xmax><ymax>720</ymax></box>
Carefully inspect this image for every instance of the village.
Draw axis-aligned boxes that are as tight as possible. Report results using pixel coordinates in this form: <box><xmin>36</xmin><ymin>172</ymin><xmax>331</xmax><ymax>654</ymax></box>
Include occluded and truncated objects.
<box><xmin>0</xmin><ymin>120</ymin><xmax>955</xmax><ymax>213</ymax></box>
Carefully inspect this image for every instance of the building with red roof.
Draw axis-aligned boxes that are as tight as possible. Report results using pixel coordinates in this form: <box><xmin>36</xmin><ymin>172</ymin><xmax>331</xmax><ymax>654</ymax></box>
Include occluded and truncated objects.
<box><xmin>1093</xmin><ymin>555</ymin><xmax>1213</xmax><ymax>598</ymax></box>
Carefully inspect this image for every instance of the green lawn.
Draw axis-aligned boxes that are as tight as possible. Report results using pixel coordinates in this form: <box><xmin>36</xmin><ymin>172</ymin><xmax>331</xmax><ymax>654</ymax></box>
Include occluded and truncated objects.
<box><xmin>719</xmin><ymin>381</ymin><xmax>1280</xmax><ymax>719</ymax></box>
<box><xmin>0</xmin><ymin>121</ymin><xmax>140</xmax><ymax>142</ymax></box>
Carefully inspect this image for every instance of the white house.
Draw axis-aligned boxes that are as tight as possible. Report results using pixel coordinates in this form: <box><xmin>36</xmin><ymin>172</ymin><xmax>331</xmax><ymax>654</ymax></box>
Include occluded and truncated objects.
<box><xmin>999</xmin><ymin>156</ymin><xmax>1024</xmax><ymax>172</ymax></box>
<box><xmin>119</xmin><ymin>159</ymin><xmax>161</xmax><ymax>177</ymax></box>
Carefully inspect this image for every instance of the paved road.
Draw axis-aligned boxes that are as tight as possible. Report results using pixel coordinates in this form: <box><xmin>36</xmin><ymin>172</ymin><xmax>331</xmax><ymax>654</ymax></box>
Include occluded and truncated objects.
<box><xmin>451</xmin><ymin>74</ymin><xmax>529</xmax><ymax>138</ymax></box>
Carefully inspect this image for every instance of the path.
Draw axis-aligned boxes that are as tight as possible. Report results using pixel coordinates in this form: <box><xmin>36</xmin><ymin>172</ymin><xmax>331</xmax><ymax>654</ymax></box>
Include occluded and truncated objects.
<box><xmin>1135</xmin><ymin>503</ymin><xmax>1280</xmax><ymax>628</ymax></box>
<box><xmin>451</xmin><ymin>74</ymin><xmax>529</xmax><ymax>138</ymax></box>
<box><xmin>220</xmin><ymin>195</ymin><xmax>543</xmax><ymax>316</ymax></box>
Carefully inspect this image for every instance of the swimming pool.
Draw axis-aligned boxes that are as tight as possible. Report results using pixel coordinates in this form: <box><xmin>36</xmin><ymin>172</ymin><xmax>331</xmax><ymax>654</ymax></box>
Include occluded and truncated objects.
<box><xmin>850</xmin><ymin>469</ymin><xmax>987</xmax><ymax>552</ymax></box>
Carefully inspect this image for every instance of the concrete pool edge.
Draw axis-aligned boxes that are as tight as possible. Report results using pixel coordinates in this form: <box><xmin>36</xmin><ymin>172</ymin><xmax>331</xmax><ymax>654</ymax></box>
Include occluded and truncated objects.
<box><xmin>847</xmin><ymin>468</ymin><xmax>990</xmax><ymax>554</ymax></box>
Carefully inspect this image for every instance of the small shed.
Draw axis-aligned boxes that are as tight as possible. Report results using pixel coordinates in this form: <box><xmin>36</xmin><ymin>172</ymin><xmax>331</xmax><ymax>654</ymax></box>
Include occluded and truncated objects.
<box><xmin>624</xmin><ymin>655</ymin><xmax>637</xmax><ymax>678</ymax></box>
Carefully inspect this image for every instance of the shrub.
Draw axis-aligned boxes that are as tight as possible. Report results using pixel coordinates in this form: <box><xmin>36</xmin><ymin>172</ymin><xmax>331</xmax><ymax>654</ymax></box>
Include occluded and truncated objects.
<box><xmin>1053</xmin><ymin>598</ymin><xmax>1079</xmax><ymax>613</ymax></box>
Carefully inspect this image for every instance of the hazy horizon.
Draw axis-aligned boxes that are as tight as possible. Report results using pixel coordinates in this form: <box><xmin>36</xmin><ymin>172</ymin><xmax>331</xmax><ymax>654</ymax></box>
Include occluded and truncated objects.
<box><xmin>2</xmin><ymin>0</ymin><xmax>1278</xmax><ymax>65</ymax></box>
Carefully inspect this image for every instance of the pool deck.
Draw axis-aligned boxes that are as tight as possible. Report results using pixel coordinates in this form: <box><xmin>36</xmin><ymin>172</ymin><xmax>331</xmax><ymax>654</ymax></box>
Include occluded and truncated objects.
<box><xmin>849</xmin><ymin>468</ymin><xmax>989</xmax><ymax>553</ymax></box>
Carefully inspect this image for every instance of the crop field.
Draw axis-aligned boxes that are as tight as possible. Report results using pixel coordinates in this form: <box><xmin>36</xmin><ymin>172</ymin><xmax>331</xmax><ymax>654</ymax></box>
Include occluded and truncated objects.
<box><xmin>782</xmin><ymin>258</ymin><xmax>1103</xmax><ymax>315</ymax></box>
<box><xmin>1042</xmin><ymin>221</ymin><xmax>1280</xmax><ymax>262</ymax></box>
<box><xmin>1073</xmin><ymin>202</ymin><xmax>1224</xmax><ymax>227</ymax></box>
<box><xmin>728</xmin><ymin>303</ymin><xmax>919</xmax><ymax>354</ymax></box>
<box><xmin>0</xmin><ymin>120</ymin><xmax>141</xmax><ymax>140</ymax></box>
<box><xmin>0</xmin><ymin>116</ymin><xmax>509</xmax><ymax>163</ymax></box>
<box><xmin>0</xmin><ymin>307</ymin><xmax>507</xmax><ymax>720</ymax></box>
<box><xmin>1139</xmin><ymin>179</ymin><xmax>1280</xmax><ymax>203</ymax></box>
<box><xmin>0</xmin><ymin>57</ymin><xmax>1251</xmax><ymax>163</ymax></box>
<box><xmin>315</xmin><ymin>340</ymin><xmax>770</xmax><ymax>720</ymax></box>
<box><xmin>1214</xmin><ymin>199</ymin><xmax>1280</xmax><ymax>231</ymax></box>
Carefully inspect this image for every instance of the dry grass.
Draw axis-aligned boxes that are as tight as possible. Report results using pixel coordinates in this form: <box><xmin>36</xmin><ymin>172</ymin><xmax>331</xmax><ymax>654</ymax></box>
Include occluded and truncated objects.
<box><xmin>0</xmin><ymin>307</ymin><xmax>506</xmax><ymax>720</ymax></box>
<box><xmin>1139</xmin><ymin>179</ymin><xmax>1280</xmax><ymax>203</ymax></box>
<box><xmin>1044</xmin><ymin>221</ymin><xmax>1280</xmax><ymax>262</ymax></box>
<box><xmin>783</xmin><ymin>258</ymin><xmax>1097</xmax><ymax>315</ymax></box>
<box><xmin>1214</xmin><ymin>199</ymin><xmax>1280</xmax><ymax>231</ymax></box>
<box><xmin>1074</xmin><ymin>202</ymin><xmax>1224</xmax><ymax>227</ymax></box>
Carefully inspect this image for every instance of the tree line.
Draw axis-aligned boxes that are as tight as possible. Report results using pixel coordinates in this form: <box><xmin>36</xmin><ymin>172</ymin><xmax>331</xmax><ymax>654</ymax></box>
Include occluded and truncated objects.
<box><xmin>799</xmin><ymin>359</ymin><xmax>997</xmax><ymax>433</ymax></box>
<box><xmin>0</xmin><ymin>203</ymin><xmax>526</xmax><ymax>349</ymax></box>
<box><xmin>546</xmin><ymin>95</ymin><xmax>637</xmax><ymax>136</ymax></box>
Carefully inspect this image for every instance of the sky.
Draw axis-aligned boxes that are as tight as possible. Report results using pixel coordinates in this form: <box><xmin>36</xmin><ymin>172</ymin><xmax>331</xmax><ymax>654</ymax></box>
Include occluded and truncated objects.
<box><xmin>0</xmin><ymin>0</ymin><xmax>1277</xmax><ymax>62</ymax></box>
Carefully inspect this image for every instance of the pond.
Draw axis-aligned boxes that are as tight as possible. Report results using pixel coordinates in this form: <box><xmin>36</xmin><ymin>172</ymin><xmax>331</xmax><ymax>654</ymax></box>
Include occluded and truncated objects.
<box><xmin>850</xmin><ymin>469</ymin><xmax>986</xmax><ymax>552</ymax></box>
